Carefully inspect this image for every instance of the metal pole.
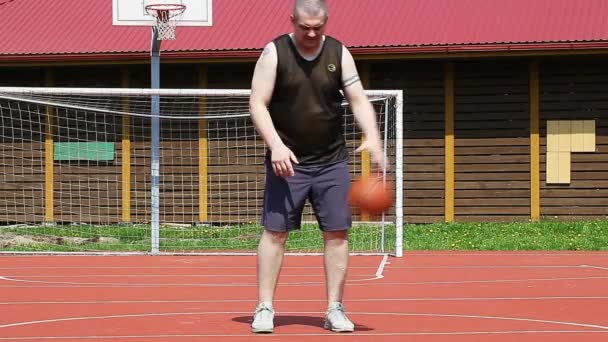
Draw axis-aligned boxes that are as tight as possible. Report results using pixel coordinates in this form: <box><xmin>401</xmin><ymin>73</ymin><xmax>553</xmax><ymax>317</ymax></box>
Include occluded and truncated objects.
<box><xmin>150</xmin><ymin>28</ymin><xmax>161</xmax><ymax>254</ymax></box>
<box><xmin>381</xmin><ymin>98</ymin><xmax>389</xmax><ymax>254</ymax></box>
<box><xmin>395</xmin><ymin>91</ymin><xmax>404</xmax><ymax>258</ymax></box>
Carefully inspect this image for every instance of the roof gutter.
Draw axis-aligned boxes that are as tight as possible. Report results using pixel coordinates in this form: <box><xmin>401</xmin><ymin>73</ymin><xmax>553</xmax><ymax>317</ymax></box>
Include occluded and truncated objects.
<box><xmin>0</xmin><ymin>51</ymin><xmax>261</xmax><ymax>65</ymax></box>
<box><xmin>351</xmin><ymin>41</ymin><xmax>608</xmax><ymax>55</ymax></box>
<box><xmin>1</xmin><ymin>42</ymin><xmax>608</xmax><ymax>65</ymax></box>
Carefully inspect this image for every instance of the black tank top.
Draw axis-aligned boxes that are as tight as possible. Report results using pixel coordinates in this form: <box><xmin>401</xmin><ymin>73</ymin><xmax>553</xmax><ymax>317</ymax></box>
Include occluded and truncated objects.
<box><xmin>269</xmin><ymin>34</ymin><xmax>346</xmax><ymax>165</ymax></box>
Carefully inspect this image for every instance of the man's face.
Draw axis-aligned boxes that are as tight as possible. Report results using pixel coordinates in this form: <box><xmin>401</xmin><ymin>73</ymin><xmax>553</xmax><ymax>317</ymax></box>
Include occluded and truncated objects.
<box><xmin>291</xmin><ymin>11</ymin><xmax>327</xmax><ymax>50</ymax></box>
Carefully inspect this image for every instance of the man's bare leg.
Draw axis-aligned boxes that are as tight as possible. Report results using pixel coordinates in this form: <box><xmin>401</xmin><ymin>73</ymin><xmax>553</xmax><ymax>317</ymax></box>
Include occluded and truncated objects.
<box><xmin>252</xmin><ymin>229</ymin><xmax>288</xmax><ymax>333</ymax></box>
<box><xmin>257</xmin><ymin>229</ymin><xmax>289</xmax><ymax>303</ymax></box>
<box><xmin>322</xmin><ymin>230</ymin><xmax>354</xmax><ymax>332</ymax></box>
<box><xmin>323</xmin><ymin>230</ymin><xmax>349</xmax><ymax>303</ymax></box>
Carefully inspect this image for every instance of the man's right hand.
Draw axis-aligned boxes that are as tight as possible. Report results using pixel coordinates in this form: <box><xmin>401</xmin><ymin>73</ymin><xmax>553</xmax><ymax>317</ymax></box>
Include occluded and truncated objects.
<box><xmin>271</xmin><ymin>144</ymin><xmax>299</xmax><ymax>177</ymax></box>
<box><xmin>355</xmin><ymin>137</ymin><xmax>386</xmax><ymax>170</ymax></box>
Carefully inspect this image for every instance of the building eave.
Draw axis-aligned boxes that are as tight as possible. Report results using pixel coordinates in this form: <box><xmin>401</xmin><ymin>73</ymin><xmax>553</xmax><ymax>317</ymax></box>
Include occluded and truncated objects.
<box><xmin>2</xmin><ymin>42</ymin><xmax>608</xmax><ymax>66</ymax></box>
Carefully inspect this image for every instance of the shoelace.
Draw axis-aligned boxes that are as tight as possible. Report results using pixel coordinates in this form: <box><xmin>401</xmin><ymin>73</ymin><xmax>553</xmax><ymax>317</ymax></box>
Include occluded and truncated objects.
<box><xmin>255</xmin><ymin>304</ymin><xmax>273</xmax><ymax>315</ymax></box>
<box><xmin>327</xmin><ymin>303</ymin><xmax>346</xmax><ymax>315</ymax></box>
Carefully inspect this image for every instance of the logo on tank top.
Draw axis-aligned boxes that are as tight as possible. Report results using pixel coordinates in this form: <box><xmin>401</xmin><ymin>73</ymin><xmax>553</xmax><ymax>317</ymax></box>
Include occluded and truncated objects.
<box><xmin>327</xmin><ymin>64</ymin><xmax>336</xmax><ymax>72</ymax></box>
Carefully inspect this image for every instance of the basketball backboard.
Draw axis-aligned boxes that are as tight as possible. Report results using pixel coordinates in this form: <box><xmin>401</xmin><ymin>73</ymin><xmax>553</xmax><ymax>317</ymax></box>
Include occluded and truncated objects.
<box><xmin>112</xmin><ymin>0</ymin><xmax>212</xmax><ymax>26</ymax></box>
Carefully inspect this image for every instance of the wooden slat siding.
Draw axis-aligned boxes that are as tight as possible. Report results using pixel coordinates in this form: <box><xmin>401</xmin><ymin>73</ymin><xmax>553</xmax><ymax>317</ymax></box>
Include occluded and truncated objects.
<box><xmin>207</xmin><ymin>129</ymin><xmax>265</xmax><ymax>222</ymax></box>
<box><xmin>54</xmin><ymin>149</ymin><xmax>123</xmax><ymax>224</ymax></box>
<box><xmin>0</xmin><ymin>68</ymin><xmax>45</xmax><ymax>87</ymax></box>
<box><xmin>458</xmin><ymin>189</ymin><xmax>531</xmax><ymax>197</ymax></box>
<box><xmin>55</xmin><ymin>103</ymin><xmax>124</xmax><ymax>224</ymax></box>
<box><xmin>0</xmin><ymin>138</ymin><xmax>45</xmax><ymax>223</ymax></box>
<box><xmin>458</xmin><ymin>216</ymin><xmax>531</xmax><ymax>222</ymax></box>
<box><xmin>161</xmin><ymin>126</ymin><xmax>200</xmax><ymax>224</ymax></box>
<box><xmin>44</xmin><ymin>215</ymin><xmax>124</xmax><ymax>224</ymax></box>
<box><xmin>129</xmin><ymin>141</ymin><xmax>158</xmax><ymax>223</ymax></box>
<box><xmin>128</xmin><ymin>138</ymin><xmax>376</xmax><ymax>224</ymax></box>
<box><xmin>207</xmin><ymin>63</ymin><xmax>256</xmax><ymax>89</ymax></box>
<box><xmin>207</xmin><ymin>135</ymin><xmax>264</xmax><ymax>222</ymax></box>
<box><xmin>128</xmin><ymin>139</ymin><xmax>223</xmax><ymax>224</ymax></box>
<box><xmin>195</xmin><ymin>57</ymin><xmax>266</xmax><ymax>225</ymax></box>
<box><xmin>54</xmin><ymin>66</ymin><xmax>122</xmax><ymax>87</ymax></box>
<box><xmin>42</xmin><ymin>65</ymin><xmax>196</xmax><ymax>221</ymax></box>
<box><xmin>0</xmin><ymin>214</ymin><xmax>44</xmax><ymax>222</ymax></box>
<box><xmin>540</xmin><ymin>58</ymin><xmax>608</xmax><ymax>220</ymax></box>
<box><xmin>540</xmin><ymin>57</ymin><xmax>608</xmax><ymax>219</ymax></box>
<box><xmin>161</xmin><ymin>65</ymin><xmax>200</xmax><ymax>89</ymax></box>
<box><xmin>52</xmin><ymin>106</ymin><xmax>124</xmax><ymax>223</ymax></box>
<box><xmin>372</xmin><ymin>61</ymin><xmax>445</xmax><ymax>223</ymax></box>
<box><xmin>454</xmin><ymin>60</ymin><xmax>530</xmax><ymax>222</ymax></box>
<box><xmin>1</xmin><ymin>61</ymin><xmax>403</xmax><ymax>225</ymax></box>
<box><xmin>127</xmin><ymin>114</ymin><xmax>202</xmax><ymax>223</ymax></box>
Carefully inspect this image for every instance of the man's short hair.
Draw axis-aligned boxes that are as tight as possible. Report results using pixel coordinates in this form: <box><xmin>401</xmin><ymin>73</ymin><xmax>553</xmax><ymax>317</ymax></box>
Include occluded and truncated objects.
<box><xmin>293</xmin><ymin>0</ymin><xmax>328</xmax><ymax>19</ymax></box>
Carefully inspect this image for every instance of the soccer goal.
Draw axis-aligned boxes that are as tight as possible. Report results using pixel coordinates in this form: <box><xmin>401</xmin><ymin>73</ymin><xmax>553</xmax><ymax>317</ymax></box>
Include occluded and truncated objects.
<box><xmin>0</xmin><ymin>87</ymin><xmax>403</xmax><ymax>256</ymax></box>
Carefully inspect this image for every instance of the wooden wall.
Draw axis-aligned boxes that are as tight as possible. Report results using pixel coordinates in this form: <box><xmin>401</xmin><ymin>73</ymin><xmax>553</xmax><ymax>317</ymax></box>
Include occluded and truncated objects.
<box><xmin>371</xmin><ymin>61</ymin><xmax>445</xmax><ymax>223</ymax></box>
<box><xmin>48</xmin><ymin>67</ymin><xmax>128</xmax><ymax>223</ymax></box>
<box><xmin>0</xmin><ymin>142</ymin><xmax>45</xmax><ymax>223</ymax></box>
<box><xmin>0</xmin><ymin>99</ymin><xmax>46</xmax><ymax>223</ymax></box>
<box><xmin>540</xmin><ymin>57</ymin><xmax>608</xmax><ymax>219</ymax></box>
<box><xmin>1</xmin><ymin>56</ymin><xmax>608</xmax><ymax>224</ymax></box>
<box><xmin>0</xmin><ymin>68</ymin><xmax>46</xmax><ymax>223</ymax></box>
<box><xmin>454</xmin><ymin>60</ymin><xmax>531</xmax><ymax>222</ymax></box>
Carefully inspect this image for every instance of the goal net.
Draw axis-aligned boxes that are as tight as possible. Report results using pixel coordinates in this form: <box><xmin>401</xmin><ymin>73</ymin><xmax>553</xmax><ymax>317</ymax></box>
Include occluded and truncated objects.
<box><xmin>0</xmin><ymin>87</ymin><xmax>403</xmax><ymax>256</ymax></box>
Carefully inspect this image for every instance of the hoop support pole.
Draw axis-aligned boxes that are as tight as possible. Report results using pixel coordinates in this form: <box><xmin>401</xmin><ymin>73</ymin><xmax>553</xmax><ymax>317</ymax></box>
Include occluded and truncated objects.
<box><xmin>150</xmin><ymin>28</ymin><xmax>161</xmax><ymax>255</ymax></box>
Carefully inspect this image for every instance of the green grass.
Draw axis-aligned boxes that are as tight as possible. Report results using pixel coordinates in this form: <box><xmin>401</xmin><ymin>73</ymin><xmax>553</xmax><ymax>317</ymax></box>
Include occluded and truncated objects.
<box><xmin>404</xmin><ymin>221</ymin><xmax>608</xmax><ymax>251</ymax></box>
<box><xmin>1</xmin><ymin>220</ymin><xmax>608</xmax><ymax>253</ymax></box>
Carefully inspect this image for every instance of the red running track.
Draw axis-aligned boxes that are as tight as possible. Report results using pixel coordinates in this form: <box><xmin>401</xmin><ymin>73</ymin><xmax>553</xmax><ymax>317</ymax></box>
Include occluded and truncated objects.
<box><xmin>1</xmin><ymin>251</ymin><xmax>607</xmax><ymax>341</ymax></box>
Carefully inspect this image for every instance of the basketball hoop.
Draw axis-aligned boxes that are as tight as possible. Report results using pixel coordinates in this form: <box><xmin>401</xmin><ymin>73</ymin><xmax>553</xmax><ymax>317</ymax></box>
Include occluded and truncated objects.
<box><xmin>145</xmin><ymin>4</ymin><xmax>186</xmax><ymax>40</ymax></box>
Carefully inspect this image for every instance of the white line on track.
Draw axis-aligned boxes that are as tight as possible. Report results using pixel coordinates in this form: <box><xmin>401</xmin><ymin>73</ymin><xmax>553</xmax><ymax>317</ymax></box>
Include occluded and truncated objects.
<box><xmin>0</xmin><ymin>255</ymin><xmax>389</xmax><ymax>286</ymax></box>
<box><xmin>0</xmin><ymin>274</ymin><xmax>361</xmax><ymax>278</ymax></box>
<box><xmin>2</xmin><ymin>296</ymin><xmax>608</xmax><ymax>306</ymax></box>
<box><xmin>1</xmin><ymin>331</ymin><xmax>608</xmax><ymax>340</ymax></box>
<box><xmin>1</xmin><ymin>311</ymin><xmax>607</xmax><ymax>331</ymax></box>
<box><xmin>2</xmin><ymin>275</ymin><xmax>608</xmax><ymax>288</ymax></box>
<box><xmin>375</xmin><ymin>254</ymin><xmax>389</xmax><ymax>279</ymax></box>
<box><xmin>386</xmin><ymin>265</ymin><xmax>608</xmax><ymax>269</ymax></box>
<box><xmin>582</xmin><ymin>265</ymin><xmax>608</xmax><ymax>270</ymax></box>
<box><xmin>402</xmin><ymin>252</ymin><xmax>608</xmax><ymax>256</ymax></box>
<box><xmin>0</xmin><ymin>264</ymin><xmax>604</xmax><ymax>270</ymax></box>
<box><xmin>0</xmin><ymin>266</ymin><xmax>378</xmax><ymax>270</ymax></box>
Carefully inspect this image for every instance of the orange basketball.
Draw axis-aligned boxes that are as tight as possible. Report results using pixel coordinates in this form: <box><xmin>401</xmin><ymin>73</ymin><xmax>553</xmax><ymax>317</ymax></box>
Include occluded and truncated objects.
<box><xmin>348</xmin><ymin>176</ymin><xmax>393</xmax><ymax>216</ymax></box>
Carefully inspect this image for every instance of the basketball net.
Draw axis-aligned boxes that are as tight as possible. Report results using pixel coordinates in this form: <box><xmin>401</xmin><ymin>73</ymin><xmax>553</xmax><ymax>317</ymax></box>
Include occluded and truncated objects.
<box><xmin>145</xmin><ymin>4</ymin><xmax>186</xmax><ymax>40</ymax></box>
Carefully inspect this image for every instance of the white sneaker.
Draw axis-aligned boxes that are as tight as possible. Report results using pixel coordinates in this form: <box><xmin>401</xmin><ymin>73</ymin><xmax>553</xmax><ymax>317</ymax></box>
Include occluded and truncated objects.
<box><xmin>324</xmin><ymin>302</ymin><xmax>355</xmax><ymax>332</ymax></box>
<box><xmin>251</xmin><ymin>302</ymin><xmax>274</xmax><ymax>333</ymax></box>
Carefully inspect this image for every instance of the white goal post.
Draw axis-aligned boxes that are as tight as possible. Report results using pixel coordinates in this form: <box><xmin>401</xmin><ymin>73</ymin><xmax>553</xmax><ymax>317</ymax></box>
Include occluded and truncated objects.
<box><xmin>0</xmin><ymin>87</ymin><xmax>403</xmax><ymax>256</ymax></box>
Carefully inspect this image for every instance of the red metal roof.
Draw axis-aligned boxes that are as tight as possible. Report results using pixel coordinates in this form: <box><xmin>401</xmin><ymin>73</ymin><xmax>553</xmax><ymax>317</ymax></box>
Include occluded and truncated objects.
<box><xmin>2</xmin><ymin>0</ymin><xmax>608</xmax><ymax>61</ymax></box>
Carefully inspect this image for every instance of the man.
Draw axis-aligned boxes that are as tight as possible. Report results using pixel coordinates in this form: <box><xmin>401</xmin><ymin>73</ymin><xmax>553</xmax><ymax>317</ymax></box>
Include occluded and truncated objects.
<box><xmin>249</xmin><ymin>0</ymin><xmax>384</xmax><ymax>333</ymax></box>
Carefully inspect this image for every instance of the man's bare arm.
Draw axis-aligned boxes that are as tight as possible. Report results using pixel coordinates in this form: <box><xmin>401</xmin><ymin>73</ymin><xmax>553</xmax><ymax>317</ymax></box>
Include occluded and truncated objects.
<box><xmin>341</xmin><ymin>46</ymin><xmax>384</xmax><ymax>168</ymax></box>
<box><xmin>249</xmin><ymin>43</ymin><xmax>298</xmax><ymax>177</ymax></box>
<box><xmin>250</xmin><ymin>43</ymin><xmax>280</xmax><ymax>150</ymax></box>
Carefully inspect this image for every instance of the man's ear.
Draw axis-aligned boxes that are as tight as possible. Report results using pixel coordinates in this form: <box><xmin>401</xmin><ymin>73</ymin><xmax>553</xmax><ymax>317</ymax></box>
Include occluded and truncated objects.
<box><xmin>290</xmin><ymin>14</ymin><xmax>296</xmax><ymax>23</ymax></box>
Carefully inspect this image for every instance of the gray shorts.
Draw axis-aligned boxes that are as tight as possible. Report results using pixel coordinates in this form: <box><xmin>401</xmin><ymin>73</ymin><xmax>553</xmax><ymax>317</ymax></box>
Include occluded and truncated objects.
<box><xmin>261</xmin><ymin>159</ymin><xmax>352</xmax><ymax>232</ymax></box>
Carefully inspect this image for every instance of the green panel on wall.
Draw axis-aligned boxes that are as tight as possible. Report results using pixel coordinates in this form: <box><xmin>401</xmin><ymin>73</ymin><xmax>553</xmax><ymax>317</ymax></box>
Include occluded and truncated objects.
<box><xmin>54</xmin><ymin>142</ymin><xmax>115</xmax><ymax>161</ymax></box>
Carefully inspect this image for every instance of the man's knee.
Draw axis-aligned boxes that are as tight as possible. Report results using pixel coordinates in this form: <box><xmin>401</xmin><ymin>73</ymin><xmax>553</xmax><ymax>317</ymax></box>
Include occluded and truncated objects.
<box><xmin>323</xmin><ymin>230</ymin><xmax>348</xmax><ymax>244</ymax></box>
<box><xmin>263</xmin><ymin>229</ymin><xmax>289</xmax><ymax>245</ymax></box>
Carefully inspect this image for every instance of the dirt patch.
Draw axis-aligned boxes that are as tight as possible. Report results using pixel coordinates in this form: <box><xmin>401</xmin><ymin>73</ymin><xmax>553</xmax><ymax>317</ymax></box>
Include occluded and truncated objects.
<box><xmin>0</xmin><ymin>233</ymin><xmax>42</xmax><ymax>248</ymax></box>
<box><xmin>0</xmin><ymin>232</ymin><xmax>120</xmax><ymax>248</ymax></box>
